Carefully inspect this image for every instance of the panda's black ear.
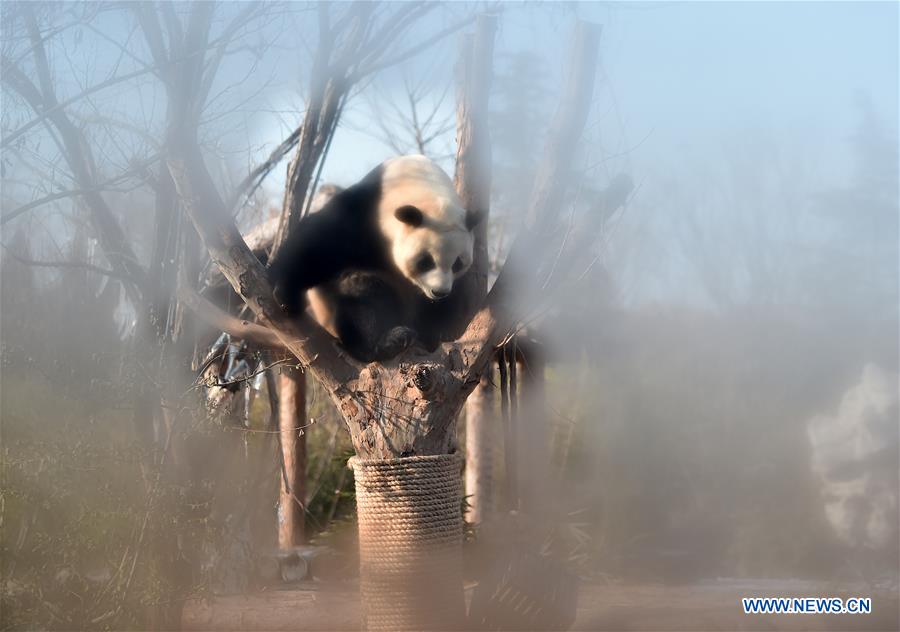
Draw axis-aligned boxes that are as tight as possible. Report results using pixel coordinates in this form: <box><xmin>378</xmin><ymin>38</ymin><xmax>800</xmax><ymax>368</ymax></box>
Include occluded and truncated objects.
<box><xmin>395</xmin><ymin>205</ymin><xmax>424</xmax><ymax>227</ymax></box>
<box><xmin>465</xmin><ymin>208</ymin><xmax>484</xmax><ymax>231</ymax></box>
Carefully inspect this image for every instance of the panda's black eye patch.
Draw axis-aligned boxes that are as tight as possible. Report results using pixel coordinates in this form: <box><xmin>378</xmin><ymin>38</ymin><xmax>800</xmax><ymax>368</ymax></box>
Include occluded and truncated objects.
<box><xmin>395</xmin><ymin>205</ymin><xmax>424</xmax><ymax>227</ymax></box>
<box><xmin>414</xmin><ymin>253</ymin><xmax>435</xmax><ymax>274</ymax></box>
<box><xmin>452</xmin><ymin>257</ymin><xmax>465</xmax><ymax>273</ymax></box>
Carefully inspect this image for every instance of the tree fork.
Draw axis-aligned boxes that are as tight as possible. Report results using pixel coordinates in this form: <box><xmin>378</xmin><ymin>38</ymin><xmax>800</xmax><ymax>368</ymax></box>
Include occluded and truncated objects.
<box><xmin>170</xmin><ymin>19</ymin><xmax>602</xmax><ymax>462</ymax></box>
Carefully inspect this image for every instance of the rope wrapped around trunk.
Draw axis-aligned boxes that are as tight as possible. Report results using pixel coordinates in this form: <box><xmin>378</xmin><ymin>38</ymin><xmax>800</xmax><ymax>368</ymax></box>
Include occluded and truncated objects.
<box><xmin>349</xmin><ymin>454</ymin><xmax>466</xmax><ymax>631</ymax></box>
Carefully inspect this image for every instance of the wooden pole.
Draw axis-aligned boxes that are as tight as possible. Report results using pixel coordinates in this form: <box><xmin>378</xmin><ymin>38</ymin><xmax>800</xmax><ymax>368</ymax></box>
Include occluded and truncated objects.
<box><xmin>465</xmin><ymin>366</ymin><xmax>494</xmax><ymax>524</ymax></box>
<box><xmin>517</xmin><ymin>345</ymin><xmax>547</xmax><ymax>513</ymax></box>
<box><xmin>498</xmin><ymin>350</ymin><xmax>517</xmax><ymax>511</ymax></box>
<box><xmin>457</xmin><ymin>13</ymin><xmax>497</xmax><ymax>526</ymax></box>
<box><xmin>277</xmin><ymin>366</ymin><xmax>307</xmax><ymax>548</ymax></box>
<box><xmin>454</xmin><ymin>15</ymin><xmax>496</xmax><ymax>309</ymax></box>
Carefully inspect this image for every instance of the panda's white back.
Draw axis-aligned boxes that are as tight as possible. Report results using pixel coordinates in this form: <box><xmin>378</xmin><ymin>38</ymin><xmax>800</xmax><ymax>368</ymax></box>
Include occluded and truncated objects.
<box><xmin>378</xmin><ymin>155</ymin><xmax>466</xmax><ymax>237</ymax></box>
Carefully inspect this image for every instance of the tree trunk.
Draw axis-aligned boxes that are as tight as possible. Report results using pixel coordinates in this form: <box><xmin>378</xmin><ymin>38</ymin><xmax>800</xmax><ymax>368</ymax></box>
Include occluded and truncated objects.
<box><xmin>277</xmin><ymin>367</ymin><xmax>307</xmax><ymax>548</ymax></box>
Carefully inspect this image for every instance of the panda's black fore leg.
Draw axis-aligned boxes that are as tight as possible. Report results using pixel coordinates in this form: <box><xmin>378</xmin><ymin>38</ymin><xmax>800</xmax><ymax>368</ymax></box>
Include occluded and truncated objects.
<box><xmin>272</xmin><ymin>280</ymin><xmax>303</xmax><ymax>316</ymax></box>
<box><xmin>375</xmin><ymin>326</ymin><xmax>419</xmax><ymax>360</ymax></box>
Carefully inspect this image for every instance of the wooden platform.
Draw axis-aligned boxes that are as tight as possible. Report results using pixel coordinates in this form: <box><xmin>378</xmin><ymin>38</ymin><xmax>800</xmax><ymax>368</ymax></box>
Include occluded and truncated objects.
<box><xmin>182</xmin><ymin>579</ymin><xmax>899</xmax><ymax>631</ymax></box>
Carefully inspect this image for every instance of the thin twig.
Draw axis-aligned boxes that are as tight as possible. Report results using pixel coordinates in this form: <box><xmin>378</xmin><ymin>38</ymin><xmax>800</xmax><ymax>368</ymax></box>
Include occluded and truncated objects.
<box><xmin>0</xmin><ymin>244</ymin><xmax>134</xmax><ymax>282</ymax></box>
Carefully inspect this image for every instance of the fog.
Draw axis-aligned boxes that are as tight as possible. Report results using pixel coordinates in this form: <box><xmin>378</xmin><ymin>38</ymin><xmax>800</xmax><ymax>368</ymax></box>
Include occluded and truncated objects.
<box><xmin>1</xmin><ymin>2</ymin><xmax>897</xmax><ymax>631</ymax></box>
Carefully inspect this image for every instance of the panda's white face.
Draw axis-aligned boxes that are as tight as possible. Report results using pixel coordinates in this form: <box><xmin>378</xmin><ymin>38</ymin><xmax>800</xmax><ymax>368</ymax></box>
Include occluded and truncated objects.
<box><xmin>395</xmin><ymin>218</ymin><xmax>474</xmax><ymax>300</ymax></box>
<box><xmin>378</xmin><ymin>156</ymin><xmax>480</xmax><ymax>300</ymax></box>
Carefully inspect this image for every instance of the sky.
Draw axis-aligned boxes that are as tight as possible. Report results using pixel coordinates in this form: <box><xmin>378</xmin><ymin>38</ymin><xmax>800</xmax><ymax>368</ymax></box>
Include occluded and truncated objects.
<box><xmin>4</xmin><ymin>2</ymin><xmax>895</xmax><ymax>211</ymax></box>
<box><xmin>3</xmin><ymin>1</ymin><xmax>897</xmax><ymax>306</ymax></box>
<box><xmin>299</xmin><ymin>1</ymin><xmax>898</xmax><ymax>188</ymax></box>
<box><xmin>228</xmin><ymin>1</ymin><xmax>896</xmax><ymax>307</ymax></box>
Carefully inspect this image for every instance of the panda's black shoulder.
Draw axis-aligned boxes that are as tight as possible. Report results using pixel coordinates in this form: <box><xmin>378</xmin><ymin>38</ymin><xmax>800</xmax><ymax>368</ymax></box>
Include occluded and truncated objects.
<box><xmin>266</xmin><ymin>164</ymin><xmax>391</xmax><ymax>312</ymax></box>
<box><xmin>311</xmin><ymin>164</ymin><xmax>386</xmax><ymax>252</ymax></box>
<box><xmin>322</xmin><ymin>163</ymin><xmax>384</xmax><ymax>219</ymax></box>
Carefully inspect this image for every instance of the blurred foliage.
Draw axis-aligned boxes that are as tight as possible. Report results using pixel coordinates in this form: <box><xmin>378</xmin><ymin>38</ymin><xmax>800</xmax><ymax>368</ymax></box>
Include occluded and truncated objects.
<box><xmin>2</xmin><ymin>375</ymin><xmax>158</xmax><ymax>630</ymax></box>
<box><xmin>0</xmin><ymin>246</ymin><xmax>359</xmax><ymax>629</ymax></box>
<box><xmin>546</xmin><ymin>304</ymin><xmax>877</xmax><ymax>583</ymax></box>
<box><xmin>1</xmin><ymin>366</ymin><xmax>358</xmax><ymax>631</ymax></box>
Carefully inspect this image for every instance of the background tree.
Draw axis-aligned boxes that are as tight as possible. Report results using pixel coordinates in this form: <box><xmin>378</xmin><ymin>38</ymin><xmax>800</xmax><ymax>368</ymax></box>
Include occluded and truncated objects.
<box><xmin>1</xmin><ymin>2</ymin><xmax>479</xmax><ymax>627</ymax></box>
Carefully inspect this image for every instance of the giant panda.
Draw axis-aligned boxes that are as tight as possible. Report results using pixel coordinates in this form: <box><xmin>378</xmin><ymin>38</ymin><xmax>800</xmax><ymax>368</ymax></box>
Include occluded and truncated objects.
<box><xmin>268</xmin><ymin>155</ymin><xmax>482</xmax><ymax>362</ymax></box>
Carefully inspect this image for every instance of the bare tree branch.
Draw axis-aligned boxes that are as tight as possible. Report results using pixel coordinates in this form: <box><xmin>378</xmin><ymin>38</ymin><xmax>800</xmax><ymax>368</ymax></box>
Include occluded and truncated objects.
<box><xmin>1</xmin><ymin>153</ymin><xmax>160</xmax><ymax>225</ymax></box>
<box><xmin>133</xmin><ymin>3</ymin><xmax>169</xmax><ymax>78</ymax></box>
<box><xmin>218</xmin><ymin>6</ymin><xmax>474</xmax><ymax>232</ymax></box>
<box><xmin>352</xmin><ymin>3</ymin><xmax>434</xmax><ymax>71</ymax></box>
<box><xmin>177</xmin><ymin>284</ymin><xmax>286</xmax><ymax>348</ymax></box>
<box><xmin>226</xmin><ymin>126</ymin><xmax>302</xmax><ymax>213</ymax></box>
<box><xmin>1</xmin><ymin>245</ymin><xmax>134</xmax><ymax>282</ymax></box>
<box><xmin>2</xmin><ymin>9</ymin><xmax>149</xmax><ymax>301</ymax></box>
<box><xmin>352</xmin><ymin>13</ymin><xmax>477</xmax><ymax>81</ymax></box>
<box><xmin>159</xmin><ymin>3</ymin><xmax>184</xmax><ymax>57</ymax></box>
<box><xmin>455</xmin><ymin>16</ymin><xmax>497</xmax><ymax>305</ymax></box>
<box><xmin>454</xmin><ymin>21</ymin><xmax>604</xmax><ymax>387</ymax></box>
<box><xmin>166</xmin><ymin>137</ymin><xmax>358</xmax><ymax>394</ymax></box>
<box><xmin>0</xmin><ymin>64</ymin><xmax>158</xmax><ymax>151</ymax></box>
<box><xmin>196</xmin><ymin>4</ymin><xmax>266</xmax><ymax>113</ymax></box>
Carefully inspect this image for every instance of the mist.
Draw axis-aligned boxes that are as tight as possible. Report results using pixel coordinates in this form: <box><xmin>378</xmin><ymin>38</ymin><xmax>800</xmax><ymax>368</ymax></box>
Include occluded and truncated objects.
<box><xmin>1</xmin><ymin>2</ymin><xmax>897</xmax><ymax>631</ymax></box>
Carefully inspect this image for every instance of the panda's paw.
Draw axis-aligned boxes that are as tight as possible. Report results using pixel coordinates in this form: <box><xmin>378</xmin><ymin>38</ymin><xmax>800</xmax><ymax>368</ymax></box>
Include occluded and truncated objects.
<box><xmin>273</xmin><ymin>283</ymin><xmax>303</xmax><ymax>316</ymax></box>
<box><xmin>377</xmin><ymin>326</ymin><xmax>418</xmax><ymax>359</ymax></box>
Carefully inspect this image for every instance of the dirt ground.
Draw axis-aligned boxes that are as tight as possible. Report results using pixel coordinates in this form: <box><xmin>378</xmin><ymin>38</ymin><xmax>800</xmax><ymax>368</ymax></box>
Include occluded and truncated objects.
<box><xmin>182</xmin><ymin>578</ymin><xmax>899</xmax><ymax>631</ymax></box>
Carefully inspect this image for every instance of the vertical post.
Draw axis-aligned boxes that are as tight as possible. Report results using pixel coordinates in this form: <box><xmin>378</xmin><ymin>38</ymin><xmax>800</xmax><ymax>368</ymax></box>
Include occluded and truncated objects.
<box><xmin>456</xmin><ymin>12</ymin><xmax>497</xmax><ymax>526</ymax></box>
<box><xmin>517</xmin><ymin>345</ymin><xmax>547</xmax><ymax>513</ymax></box>
<box><xmin>278</xmin><ymin>366</ymin><xmax>306</xmax><ymax>548</ymax></box>
<box><xmin>498</xmin><ymin>349</ymin><xmax>518</xmax><ymax>511</ymax></box>
<box><xmin>454</xmin><ymin>15</ymin><xmax>496</xmax><ymax>315</ymax></box>
<box><xmin>465</xmin><ymin>366</ymin><xmax>494</xmax><ymax>524</ymax></box>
